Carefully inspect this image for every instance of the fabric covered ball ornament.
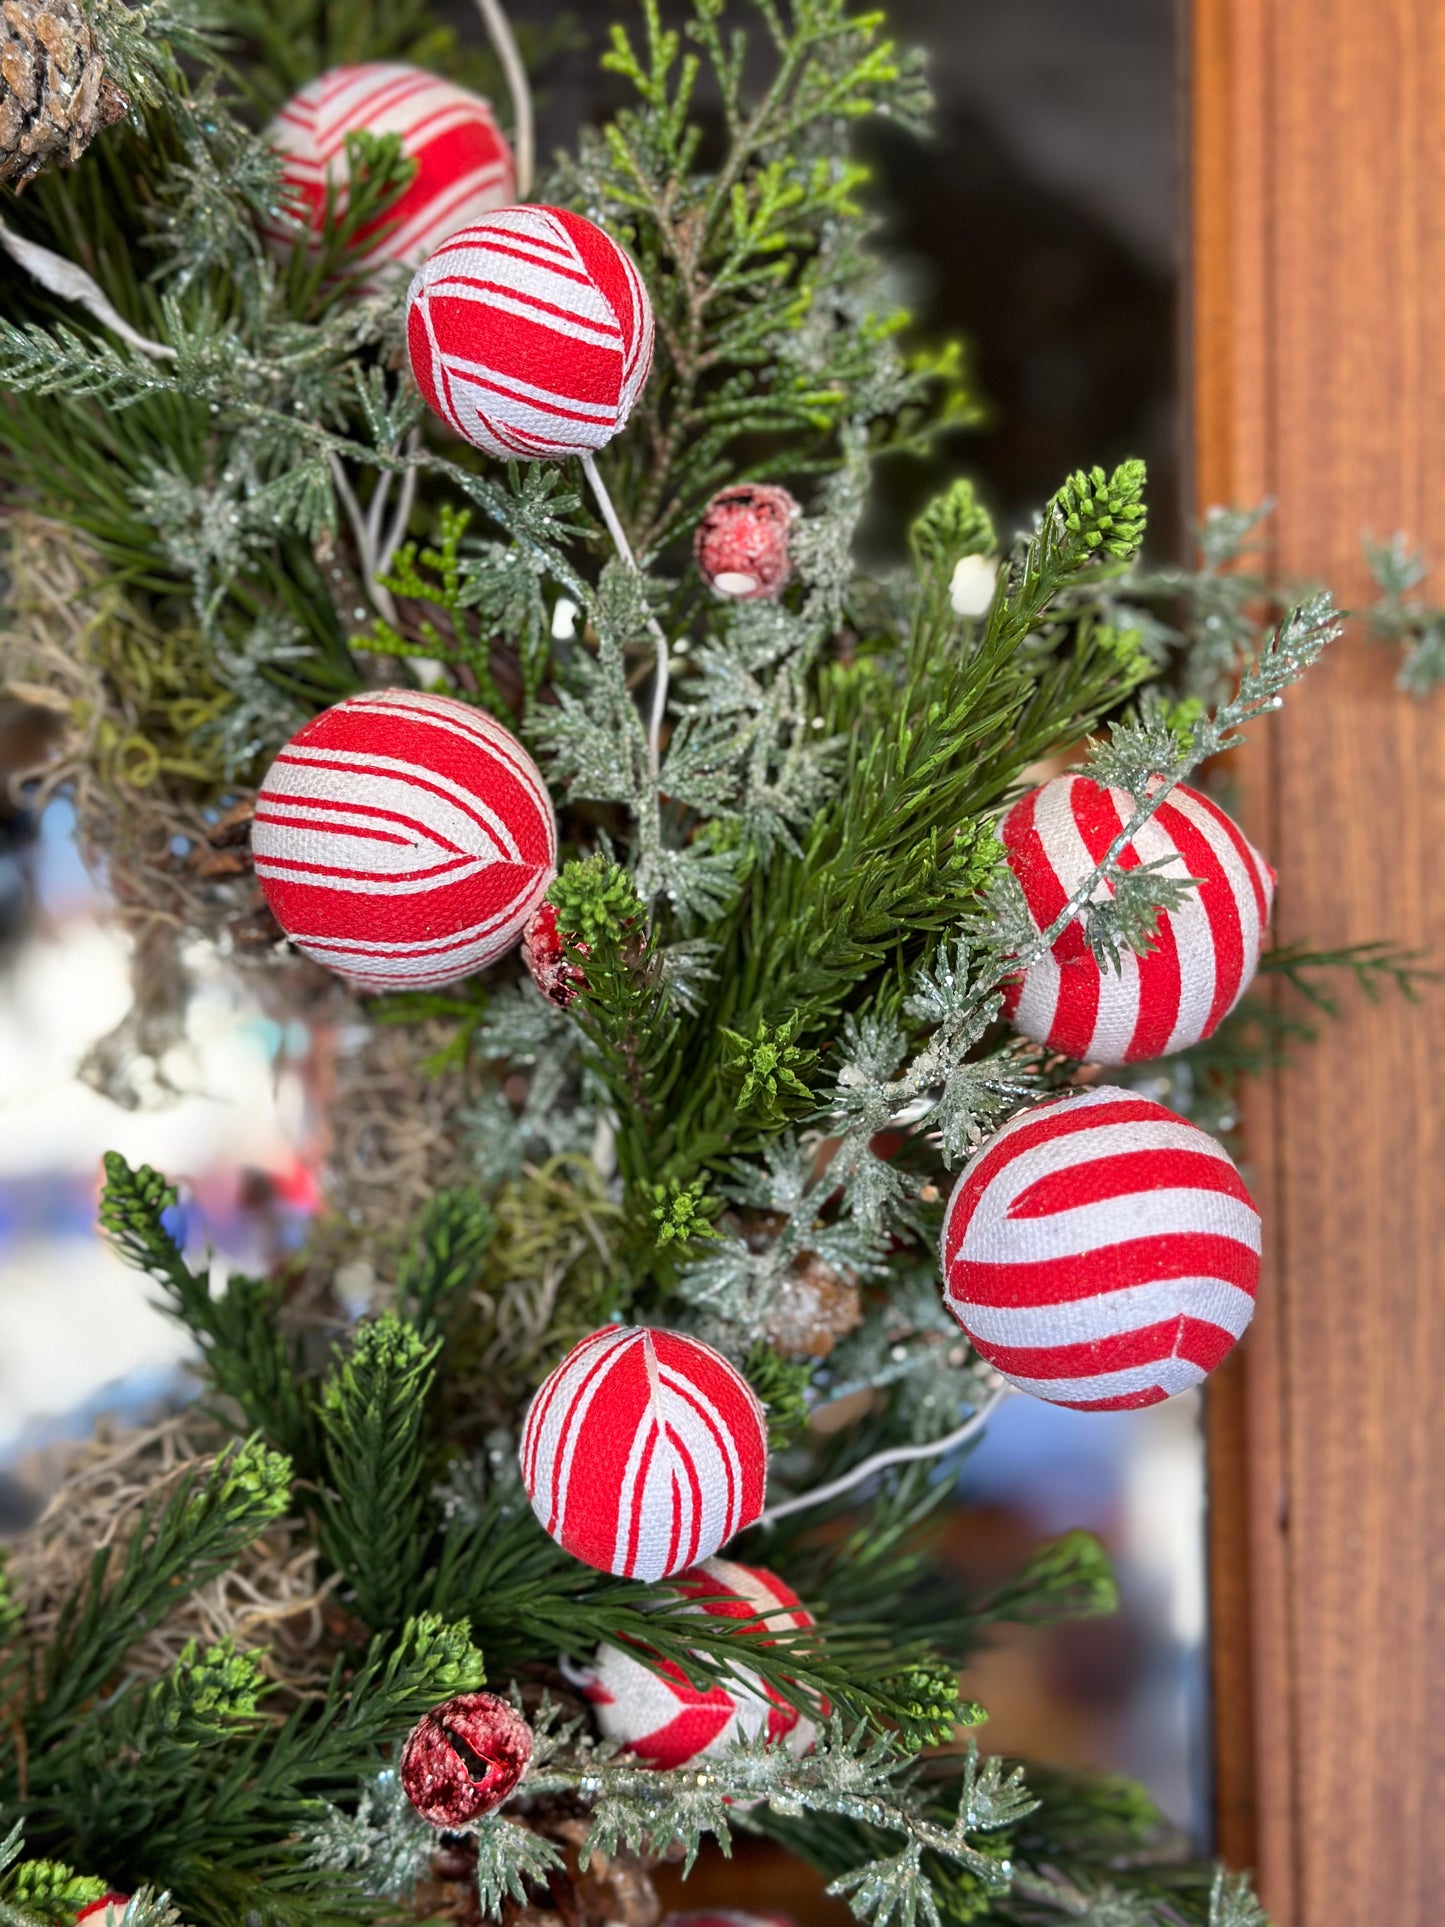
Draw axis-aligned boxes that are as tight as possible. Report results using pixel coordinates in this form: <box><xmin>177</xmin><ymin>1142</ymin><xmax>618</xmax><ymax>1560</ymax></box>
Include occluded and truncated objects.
<box><xmin>400</xmin><ymin>1691</ymin><xmax>533</xmax><ymax>1827</ymax></box>
<box><xmin>941</xmin><ymin>1086</ymin><xmax>1261</xmax><ymax>1409</ymax></box>
<box><xmin>520</xmin><ymin>1326</ymin><xmax>767</xmax><ymax>1581</ymax></box>
<box><xmin>75</xmin><ymin>1902</ymin><xmax>129</xmax><ymax>1926</ymax></box>
<box><xmin>1001</xmin><ymin>774</ymin><xmax>1274</xmax><ymax>1065</ymax></box>
<box><xmin>694</xmin><ymin>485</ymin><xmax>800</xmax><ymax>600</ymax></box>
<box><xmin>406</xmin><ymin>206</ymin><xmax>654</xmax><ymax>459</ymax></box>
<box><xmin>252</xmin><ymin>689</ymin><xmax>556</xmax><ymax>991</ymax></box>
<box><xmin>264</xmin><ymin>64</ymin><xmax>514</xmax><ymax>292</ymax></box>
<box><xmin>586</xmin><ymin>1557</ymin><xmax>819</xmax><ymax>1769</ymax></box>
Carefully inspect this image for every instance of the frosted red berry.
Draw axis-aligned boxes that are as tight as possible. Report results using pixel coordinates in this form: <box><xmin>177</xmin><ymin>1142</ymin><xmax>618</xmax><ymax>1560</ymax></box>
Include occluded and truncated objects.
<box><xmin>400</xmin><ymin>1692</ymin><xmax>533</xmax><ymax>1828</ymax></box>
<box><xmin>522</xmin><ymin>901</ymin><xmax>589</xmax><ymax>1008</ymax></box>
<box><xmin>694</xmin><ymin>485</ymin><xmax>800</xmax><ymax>600</ymax></box>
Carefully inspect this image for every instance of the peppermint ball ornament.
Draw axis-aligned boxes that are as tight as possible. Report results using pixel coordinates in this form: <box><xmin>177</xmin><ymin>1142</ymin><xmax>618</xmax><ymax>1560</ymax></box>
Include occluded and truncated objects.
<box><xmin>406</xmin><ymin>206</ymin><xmax>654</xmax><ymax>459</ymax></box>
<box><xmin>1001</xmin><ymin>774</ymin><xmax>1275</xmax><ymax>1064</ymax></box>
<box><xmin>587</xmin><ymin>1557</ymin><xmax>819</xmax><ymax>1769</ymax></box>
<box><xmin>694</xmin><ymin>484</ymin><xmax>800</xmax><ymax>600</ymax></box>
<box><xmin>75</xmin><ymin>1902</ymin><xmax>129</xmax><ymax>1926</ymax></box>
<box><xmin>941</xmin><ymin>1086</ymin><xmax>1261</xmax><ymax>1409</ymax></box>
<box><xmin>520</xmin><ymin>1326</ymin><xmax>767</xmax><ymax>1580</ymax></box>
<box><xmin>252</xmin><ymin>689</ymin><xmax>556</xmax><ymax>990</ymax></box>
<box><xmin>264</xmin><ymin>64</ymin><xmax>514</xmax><ymax>292</ymax></box>
<box><xmin>401</xmin><ymin>1691</ymin><xmax>533</xmax><ymax>1827</ymax></box>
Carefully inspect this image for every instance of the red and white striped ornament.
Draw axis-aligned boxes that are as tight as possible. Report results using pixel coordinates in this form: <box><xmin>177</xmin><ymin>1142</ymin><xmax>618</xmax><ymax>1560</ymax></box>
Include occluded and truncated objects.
<box><xmin>940</xmin><ymin>1086</ymin><xmax>1261</xmax><ymax>1409</ymax></box>
<box><xmin>75</xmin><ymin>1902</ymin><xmax>128</xmax><ymax>1927</ymax></box>
<box><xmin>264</xmin><ymin>64</ymin><xmax>514</xmax><ymax>292</ymax></box>
<box><xmin>586</xmin><ymin>1557</ymin><xmax>818</xmax><ymax>1769</ymax></box>
<box><xmin>406</xmin><ymin>205</ymin><xmax>654</xmax><ymax>459</ymax></box>
<box><xmin>252</xmin><ymin>689</ymin><xmax>556</xmax><ymax>991</ymax></box>
<box><xmin>1000</xmin><ymin>774</ymin><xmax>1275</xmax><ymax>1064</ymax></box>
<box><xmin>520</xmin><ymin>1327</ymin><xmax>767</xmax><ymax>1581</ymax></box>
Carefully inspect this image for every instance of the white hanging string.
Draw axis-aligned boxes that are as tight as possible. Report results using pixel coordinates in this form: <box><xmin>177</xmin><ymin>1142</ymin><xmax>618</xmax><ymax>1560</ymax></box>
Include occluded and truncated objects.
<box><xmin>581</xmin><ymin>450</ymin><xmax>672</xmax><ymax>781</ymax></box>
<box><xmin>756</xmin><ymin>1382</ymin><xmax>1012</xmax><ymax>1529</ymax></box>
<box><xmin>328</xmin><ymin>429</ymin><xmax>421</xmax><ymax>627</ymax></box>
<box><xmin>474</xmin><ymin>0</ymin><xmax>535</xmax><ymax>199</ymax></box>
<box><xmin>0</xmin><ymin>220</ymin><xmax>176</xmax><ymax>361</ymax></box>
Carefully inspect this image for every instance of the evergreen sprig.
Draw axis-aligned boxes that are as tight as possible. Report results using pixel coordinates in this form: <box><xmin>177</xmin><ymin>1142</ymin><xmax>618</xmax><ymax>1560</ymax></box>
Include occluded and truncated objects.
<box><xmin>317</xmin><ymin>1317</ymin><xmax>441</xmax><ymax>1633</ymax></box>
<box><xmin>100</xmin><ymin>1155</ymin><xmax>318</xmax><ymax>1469</ymax></box>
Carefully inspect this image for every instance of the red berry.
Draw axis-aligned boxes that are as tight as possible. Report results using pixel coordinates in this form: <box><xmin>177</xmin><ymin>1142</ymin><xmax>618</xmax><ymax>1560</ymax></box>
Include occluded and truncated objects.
<box><xmin>522</xmin><ymin>901</ymin><xmax>589</xmax><ymax>1008</ymax></box>
<box><xmin>694</xmin><ymin>485</ymin><xmax>799</xmax><ymax>600</ymax></box>
<box><xmin>400</xmin><ymin>1692</ymin><xmax>533</xmax><ymax>1828</ymax></box>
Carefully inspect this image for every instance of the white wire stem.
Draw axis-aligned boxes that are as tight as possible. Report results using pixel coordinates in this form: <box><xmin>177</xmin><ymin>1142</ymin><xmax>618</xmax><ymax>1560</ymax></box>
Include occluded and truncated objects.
<box><xmin>474</xmin><ymin>0</ymin><xmax>535</xmax><ymax>198</ymax></box>
<box><xmin>581</xmin><ymin>450</ymin><xmax>671</xmax><ymax>781</ymax></box>
<box><xmin>329</xmin><ymin>431</ymin><xmax>421</xmax><ymax>631</ymax></box>
<box><xmin>0</xmin><ymin>221</ymin><xmax>176</xmax><ymax>361</ymax></box>
<box><xmin>328</xmin><ymin>452</ymin><xmax>399</xmax><ymax>626</ymax></box>
<box><xmin>756</xmin><ymin>1383</ymin><xmax>1012</xmax><ymax>1529</ymax></box>
<box><xmin>375</xmin><ymin>429</ymin><xmax>421</xmax><ymax>580</ymax></box>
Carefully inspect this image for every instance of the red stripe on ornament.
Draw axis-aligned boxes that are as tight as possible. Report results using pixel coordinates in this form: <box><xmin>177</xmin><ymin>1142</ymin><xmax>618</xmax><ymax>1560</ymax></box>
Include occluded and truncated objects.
<box><xmin>550</xmin><ymin>204</ymin><xmax>644</xmax><ymax>351</ymax></box>
<box><xmin>432</xmin><ymin>272</ymin><xmax>623</xmax><ymax>339</ymax></box>
<box><xmin>252</xmin><ymin>809</ymin><xmax>413</xmax><ymax>849</ymax></box>
<box><xmin>1153</xmin><ymin>794</ymin><xmax>1244</xmax><ymax>1037</ymax></box>
<box><xmin>970</xmin><ymin>1313</ymin><xmax>1241</xmax><ymax>1381</ymax></box>
<box><xmin>941</xmin><ymin>1095</ymin><xmax>1176</xmax><ymax>1262</ymax></box>
<box><xmin>949</xmin><ymin>1231</ymin><xmax>1261</xmax><ymax>1311</ymax></box>
<box><xmin>1008</xmin><ymin>1146</ymin><xmax>1257</xmax><ymax>1218</ymax></box>
<box><xmin>1003</xmin><ymin>784</ymin><xmax>1099</xmax><ymax>1058</ymax></box>
<box><xmin>1183</xmin><ymin>782</ymin><xmax>1271</xmax><ymax>926</ymax></box>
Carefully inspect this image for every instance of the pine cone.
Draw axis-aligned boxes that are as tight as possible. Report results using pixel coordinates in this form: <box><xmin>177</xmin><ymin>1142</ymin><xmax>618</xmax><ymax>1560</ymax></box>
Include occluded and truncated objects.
<box><xmin>766</xmin><ymin>1251</ymin><xmax>864</xmax><ymax>1359</ymax></box>
<box><xmin>0</xmin><ymin>0</ymin><xmax>127</xmax><ymax>190</ymax></box>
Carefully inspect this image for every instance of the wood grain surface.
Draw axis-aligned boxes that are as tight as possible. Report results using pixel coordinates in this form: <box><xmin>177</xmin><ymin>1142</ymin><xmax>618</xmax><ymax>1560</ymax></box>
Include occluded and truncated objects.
<box><xmin>1191</xmin><ymin>3</ymin><xmax>1445</xmax><ymax>1919</ymax></box>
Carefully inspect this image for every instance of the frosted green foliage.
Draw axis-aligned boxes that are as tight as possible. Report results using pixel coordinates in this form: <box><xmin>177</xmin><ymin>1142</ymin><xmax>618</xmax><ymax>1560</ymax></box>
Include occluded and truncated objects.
<box><xmin>472</xmin><ymin>1820</ymin><xmax>566</xmax><ymax>1916</ymax></box>
<box><xmin>822</xmin><ymin>1267</ymin><xmax>995</xmax><ymax>1448</ymax></box>
<box><xmin>676</xmin><ymin>1134</ymin><xmax>887</xmax><ymax>1347</ymax></box>
<box><xmin>518</xmin><ymin>1718</ymin><xmax>1028</xmax><ymax>1909</ymax></box>
<box><xmin>1366</xmin><ymin>531</ymin><xmax>1445</xmax><ymax>694</ymax></box>
<box><xmin>208</xmin><ymin>613</ymin><xmax>314</xmax><ymax>774</ymax></box>
<box><xmin>1118</xmin><ymin>501</ymin><xmax>1275</xmax><ymax>703</ymax></box>
<box><xmin>301</xmin><ymin>1771</ymin><xmax>435</xmax><ymax>1899</ymax></box>
<box><xmin>1208</xmin><ymin>1870</ymin><xmax>1269</xmax><ymax>1927</ymax></box>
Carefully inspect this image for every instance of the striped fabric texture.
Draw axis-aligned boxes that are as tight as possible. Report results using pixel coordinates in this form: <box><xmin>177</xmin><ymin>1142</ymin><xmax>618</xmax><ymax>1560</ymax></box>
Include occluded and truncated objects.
<box><xmin>940</xmin><ymin>1086</ymin><xmax>1261</xmax><ymax>1410</ymax></box>
<box><xmin>406</xmin><ymin>205</ymin><xmax>655</xmax><ymax>459</ymax></box>
<box><xmin>520</xmin><ymin>1327</ymin><xmax>767</xmax><ymax>1581</ymax></box>
<box><xmin>252</xmin><ymin>689</ymin><xmax>556</xmax><ymax>991</ymax></box>
<box><xmin>587</xmin><ymin>1556</ymin><xmax>818</xmax><ymax>1769</ymax></box>
<box><xmin>265</xmin><ymin>64</ymin><xmax>514</xmax><ymax>290</ymax></box>
<box><xmin>1001</xmin><ymin>774</ymin><xmax>1275</xmax><ymax>1065</ymax></box>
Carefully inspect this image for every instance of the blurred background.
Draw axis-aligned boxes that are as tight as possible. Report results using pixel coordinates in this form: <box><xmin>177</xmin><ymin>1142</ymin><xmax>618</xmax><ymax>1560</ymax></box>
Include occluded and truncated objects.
<box><xmin>0</xmin><ymin>0</ymin><xmax>1199</xmax><ymax>1903</ymax></box>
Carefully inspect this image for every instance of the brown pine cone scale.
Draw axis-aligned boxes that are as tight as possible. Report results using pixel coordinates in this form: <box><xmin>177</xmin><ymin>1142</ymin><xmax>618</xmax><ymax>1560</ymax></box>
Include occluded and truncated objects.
<box><xmin>0</xmin><ymin>0</ymin><xmax>127</xmax><ymax>189</ymax></box>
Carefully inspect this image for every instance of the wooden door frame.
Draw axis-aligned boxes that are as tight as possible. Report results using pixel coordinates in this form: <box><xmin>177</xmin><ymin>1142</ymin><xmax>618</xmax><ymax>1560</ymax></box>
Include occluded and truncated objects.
<box><xmin>1192</xmin><ymin>4</ymin><xmax>1445</xmax><ymax>1920</ymax></box>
